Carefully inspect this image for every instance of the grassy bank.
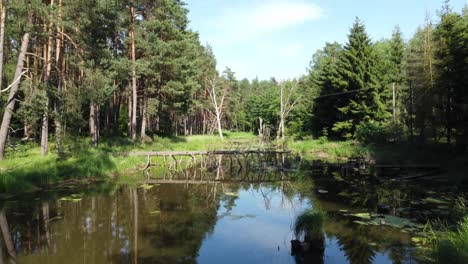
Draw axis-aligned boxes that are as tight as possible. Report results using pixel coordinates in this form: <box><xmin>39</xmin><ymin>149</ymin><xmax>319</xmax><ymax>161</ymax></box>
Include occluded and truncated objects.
<box><xmin>1</xmin><ymin>132</ymin><xmax>467</xmax><ymax>194</ymax></box>
<box><xmin>0</xmin><ymin>132</ymin><xmax>258</xmax><ymax>193</ymax></box>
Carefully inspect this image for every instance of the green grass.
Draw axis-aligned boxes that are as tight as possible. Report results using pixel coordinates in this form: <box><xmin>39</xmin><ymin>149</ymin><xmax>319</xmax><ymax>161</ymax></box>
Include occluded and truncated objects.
<box><xmin>0</xmin><ymin>132</ymin><xmax>259</xmax><ymax>194</ymax></box>
<box><xmin>430</xmin><ymin>217</ymin><xmax>468</xmax><ymax>264</ymax></box>
<box><xmin>2</xmin><ymin>132</ymin><xmax>467</xmax><ymax>194</ymax></box>
<box><xmin>294</xmin><ymin>208</ymin><xmax>327</xmax><ymax>240</ymax></box>
<box><xmin>289</xmin><ymin>139</ymin><xmax>368</xmax><ymax>160</ymax></box>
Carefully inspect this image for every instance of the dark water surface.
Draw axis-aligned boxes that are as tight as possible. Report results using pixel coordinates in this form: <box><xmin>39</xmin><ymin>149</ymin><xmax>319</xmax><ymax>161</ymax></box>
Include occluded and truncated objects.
<box><xmin>0</xmin><ymin>177</ymin><xmax>424</xmax><ymax>264</ymax></box>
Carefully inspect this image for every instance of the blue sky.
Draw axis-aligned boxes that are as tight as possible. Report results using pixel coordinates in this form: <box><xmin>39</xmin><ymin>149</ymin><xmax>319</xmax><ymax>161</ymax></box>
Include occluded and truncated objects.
<box><xmin>185</xmin><ymin>0</ymin><xmax>467</xmax><ymax>80</ymax></box>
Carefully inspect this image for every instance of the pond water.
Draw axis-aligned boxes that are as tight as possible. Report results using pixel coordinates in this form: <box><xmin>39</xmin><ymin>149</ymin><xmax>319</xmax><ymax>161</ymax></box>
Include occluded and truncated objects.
<box><xmin>0</xmin><ymin>158</ymin><xmax>466</xmax><ymax>264</ymax></box>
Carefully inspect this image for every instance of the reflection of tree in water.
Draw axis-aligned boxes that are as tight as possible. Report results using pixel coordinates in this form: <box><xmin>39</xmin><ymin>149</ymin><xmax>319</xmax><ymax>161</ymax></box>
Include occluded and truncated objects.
<box><xmin>0</xmin><ymin>182</ymin><xmax>227</xmax><ymax>264</ymax></box>
<box><xmin>320</xmin><ymin>213</ymin><xmax>416</xmax><ymax>264</ymax></box>
<box><xmin>336</xmin><ymin>234</ymin><xmax>376</xmax><ymax>264</ymax></box>
<box><xmin>139</xmin><ymin>184</ymin><xmax>224</xmax><ymax>263</ymax></box>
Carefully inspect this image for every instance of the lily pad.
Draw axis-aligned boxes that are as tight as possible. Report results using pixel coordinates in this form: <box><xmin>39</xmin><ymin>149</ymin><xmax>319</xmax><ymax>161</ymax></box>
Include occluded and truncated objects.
<box><xmin>140</xmin><ymin>184</ymin><xmax>154</xmax><ymax>190</ymax></box>
<box><xmin>422</xmin><ymin>197</ymin><xmax>450</xmax><ymax>204</ymax></box>
<box><xmin>59</xmin><ymin>197</ymin><xmax>82</xmax><ymax>202</ymax></box>
<box><xmin>224</xmin><ymin>192</ymin><xmax>239</xmax><ymax>197</ymax></box>
<box><xmin>349</xmin><ymin>213</ymin><xmax>372</xmax><ymax>220</ymax></box>
<box><xmin>354</xmin><ymin>220</ymin><xmax>370</xmax><ymax>226</ymax></box>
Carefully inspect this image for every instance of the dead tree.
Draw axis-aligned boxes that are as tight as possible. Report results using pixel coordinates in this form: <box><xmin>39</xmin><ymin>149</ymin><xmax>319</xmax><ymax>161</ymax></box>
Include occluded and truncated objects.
<box><xmin>277</xmin><ymin>81</ymin><xmax>301</xmax><ymax>141</ymax></box>
<box><xmin>207</xmin><ymin>76</ymin><xmax>228</xmax><ymax>140</ymax></box>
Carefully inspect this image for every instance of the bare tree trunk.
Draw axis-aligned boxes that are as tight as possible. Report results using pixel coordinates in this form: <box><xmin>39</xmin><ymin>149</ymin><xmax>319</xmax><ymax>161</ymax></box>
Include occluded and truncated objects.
<box><xmin>54</xmin><ymin>0</ymin><xmax>63</xmax><ymax>156</ymax></box>
<box><xmin>277</xmin><ymin>83</ymin><xmax>284</xmax><ymax>140</ymax></box>
<box><xmin>140</xmin><ymin>86</ymin><xmax>147</xmax><ymax>142</ymax></box>
<box><xmin>41</xmin><ymin>0</ymin><xmax>54</xmax><ymax>157</ymax></box>
<box><xmin>130</xmin><ymin>0</ymin><xmax>137</xmax><ymax>142</ymax></box>
<box><xmin>90</xmin><ymin>101</ymin><xmax>98</xmax><ymax>146</ymax></box>
<box><xmin>276</xmin><ymin>82</ymin><xmax>299</xmax><ymax>142</ymax></box>
<box><xmin>207</xmin><ymin>77</ymin><xmax>227</xmax><ymax>140</ymax></box>
<box><xmin>0</xmin><ymin>33</ymin><xmax>30</xmax><ymax>159</ymax></box>
<box><xmin>128</xmin><ymin>93</ymin><xmax>132</xmax><ymax>136</ymax></box>
<box><xmin>0</xmin><ymin>3</ymin><xmax>5</xmax><ymax>91</ymax></box>
<box><xmin>40</xmin><ymin>100</ymin><xmax>49</xmax><ymax>156</ymax></box>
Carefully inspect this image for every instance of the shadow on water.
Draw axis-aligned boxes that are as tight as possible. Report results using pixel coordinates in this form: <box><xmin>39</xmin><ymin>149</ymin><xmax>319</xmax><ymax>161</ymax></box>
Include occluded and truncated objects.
<box><xmin>2</xmin><ymin>155</ymin><xmax>465</xmax><ymax>263</ymax></box>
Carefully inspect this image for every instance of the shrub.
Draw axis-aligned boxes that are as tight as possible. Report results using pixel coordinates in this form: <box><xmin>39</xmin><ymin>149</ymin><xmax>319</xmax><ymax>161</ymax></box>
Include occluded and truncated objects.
<box><xmin>354</xmin><ymin>122</ymin><xmax>405</xmax><ymax>144</ymax></box>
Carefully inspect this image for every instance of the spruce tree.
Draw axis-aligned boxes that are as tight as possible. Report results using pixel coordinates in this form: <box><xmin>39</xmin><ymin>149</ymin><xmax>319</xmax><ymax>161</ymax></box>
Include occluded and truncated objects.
<box><xmin>332</xmin><ymin>18</ymin><xmax>389</xmax><ymax>138</ymax></box>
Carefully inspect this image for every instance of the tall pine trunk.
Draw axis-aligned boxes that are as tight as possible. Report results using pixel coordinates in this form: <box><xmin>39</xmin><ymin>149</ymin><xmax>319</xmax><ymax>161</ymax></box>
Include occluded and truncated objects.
<box><xmin>54</xmin><ymin>0</ymin><xmax>63</xmax><ymax>156</ymax></box>
<box><xmin>130</xmin><ymin>0</ymin><xmax>137</xmax><ymax>142</ymax></box>
<box><xmin>140</xmin><ymin>86</ymin><xmax>147</xmax><ymax>142</ymax></box>
<box><xmin>41</xmin><ymin>0</ymin><xmax>55</xmax><ymax>157</ymax></box>
<box><xmin>90</xmin><ymin>101</ymin><xmax>98</xmax><ymax>146</ymax></box>
<box><xmin>0</xmin><ymin>33</ymin><xmax>30</xmax><ymax>159</ymax></box>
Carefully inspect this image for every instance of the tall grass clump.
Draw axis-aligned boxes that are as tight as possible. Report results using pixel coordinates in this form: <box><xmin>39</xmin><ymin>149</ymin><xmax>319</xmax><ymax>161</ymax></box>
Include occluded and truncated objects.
<box><xmin>430</xmin><ymin>217</ymin><xmax>468</xmax><ymax>264</ymax></box>
<box><xmin>294</xmin><ymin>208</ymin><xmax>326</xmax><ymax>241</ymax></box>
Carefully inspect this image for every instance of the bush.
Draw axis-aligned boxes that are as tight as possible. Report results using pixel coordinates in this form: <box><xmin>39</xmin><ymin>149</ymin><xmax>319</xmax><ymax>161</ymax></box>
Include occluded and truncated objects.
<box><xmin>354</xmin><ymin>122</ymin><xmax>405</xmax><ymax>144</ymax></box>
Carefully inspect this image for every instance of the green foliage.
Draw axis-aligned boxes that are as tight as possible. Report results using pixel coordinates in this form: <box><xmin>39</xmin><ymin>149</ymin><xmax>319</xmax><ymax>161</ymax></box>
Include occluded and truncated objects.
<box><xmin>332</xmin><ymin>18</ymin><xmax>390</xmax><ymax>137</ymax></box>
<box><xmin>294</xmin><ymin>208</ymin><xmax>326</xmax><ymax>240</ymax></box>
<box><xmin>354</xmin><ymin>122</ymin><xmax>405</xmax><ymax>144</ymax></box>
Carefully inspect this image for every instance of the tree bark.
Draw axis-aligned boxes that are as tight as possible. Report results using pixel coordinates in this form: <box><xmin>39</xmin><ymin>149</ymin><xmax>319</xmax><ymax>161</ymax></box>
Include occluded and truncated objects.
<box><xmin>0</xmin><ymin>33</ymin><xmax>30</xmax><ymax>159</ymax></box>
<box><xmin>90</xmin><ymin>101</ymin><xmax>98</xmax><ymax>146</ymax></box>
<box><xmin>130</xmin><ymin>0</ymin><xmax>137</xmax><ymax>142</ymax></box>
<box><xmin>54</xmin><ymin>0</ymin><xmax>63</xmax><ymax>156</ymax></box>
<box><xmin>0</xmin><ymin>2</ymin><xmax>5</xmax><ymax>91</ymax></box>
<box><xmin>40</xmin><ymin>98</ymin><xmax>49</xmax><ymax>156</ymax></box>
<box><xmin>140</xmin><ymin>86</ymin><xmax>147</xmax><ymax>142</ymax></box>
<box><xmin>41</xmin><ymin>0</ymin><xmax>54</xmax><ymax>157</ymax></box>
<box><xmin>128</xmin><ymin>92</ymin><xmax>132</xmax><ymax>136</ymax></box>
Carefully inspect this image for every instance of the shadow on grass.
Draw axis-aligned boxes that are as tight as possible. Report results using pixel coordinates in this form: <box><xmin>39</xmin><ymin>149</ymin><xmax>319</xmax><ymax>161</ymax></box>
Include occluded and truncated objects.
<box><xmin>0</xmin><ymin>149</ymin><xmax>116</xmax><ymax>194</ymax></box>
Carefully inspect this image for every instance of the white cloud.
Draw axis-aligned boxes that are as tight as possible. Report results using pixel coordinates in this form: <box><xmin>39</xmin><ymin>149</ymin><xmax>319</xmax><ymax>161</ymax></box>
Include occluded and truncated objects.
<box><xmin>212</xmin><ymin>0</ymin><xmax>323</xmax><ymax>42</ymax></box>
<box><xmin>247</xmin><ymin>1</ymin><xmax>323</xmax><ymax>34</ymax></box>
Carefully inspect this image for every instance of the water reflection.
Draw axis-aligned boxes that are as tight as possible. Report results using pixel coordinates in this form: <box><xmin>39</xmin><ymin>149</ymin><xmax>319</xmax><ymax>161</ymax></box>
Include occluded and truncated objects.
<box><xmin>0</xmin><ymin>179</ymin><xmax>418</xmax><ymax>264</ymax></box>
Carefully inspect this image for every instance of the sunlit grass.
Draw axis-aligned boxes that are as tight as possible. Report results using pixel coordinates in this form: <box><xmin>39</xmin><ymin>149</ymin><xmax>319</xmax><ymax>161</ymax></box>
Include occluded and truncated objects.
<box><xmin>288</xmin><ymin>139</ymin><xmax>369</xmax><ymax>160</ymax></box>
<box><xmin>0</xmin><ymin>132</ymin><xmax>258</xmax><ymax>193</ymax></box>
<box><xmin>430</xmin><ymin>217</ymin><xmax>468</xmax><ymax>264</ymax></box>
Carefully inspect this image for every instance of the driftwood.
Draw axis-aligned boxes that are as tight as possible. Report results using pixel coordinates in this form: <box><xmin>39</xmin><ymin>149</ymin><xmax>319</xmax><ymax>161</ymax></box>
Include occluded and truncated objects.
<box><xmin>128</xmin><ymin>149</ymin><xmax>291</xmax><ymax>157</ymax></box>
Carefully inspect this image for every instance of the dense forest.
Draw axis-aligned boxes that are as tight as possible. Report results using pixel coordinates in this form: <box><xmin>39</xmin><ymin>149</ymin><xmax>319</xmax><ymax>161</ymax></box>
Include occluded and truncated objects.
<box><xmin>0</xmin><ymin>0</ymin><xmax>467</xmax><ymax>159</ymax></box>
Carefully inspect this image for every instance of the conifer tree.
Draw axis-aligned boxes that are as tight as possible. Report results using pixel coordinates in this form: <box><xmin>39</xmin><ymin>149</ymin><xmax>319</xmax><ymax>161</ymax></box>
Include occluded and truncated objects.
<box><xmin>332</xmin><ymin>18</ymin><xmax>389</xmax><ymax>138</ymax></box>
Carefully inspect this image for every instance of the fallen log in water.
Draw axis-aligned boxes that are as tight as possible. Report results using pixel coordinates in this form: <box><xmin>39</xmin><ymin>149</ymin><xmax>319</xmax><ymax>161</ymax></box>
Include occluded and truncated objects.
<box><xmin>127</xmin><ymin>149</ymin><xmax>292</xmax><ymax>157</ymax></box>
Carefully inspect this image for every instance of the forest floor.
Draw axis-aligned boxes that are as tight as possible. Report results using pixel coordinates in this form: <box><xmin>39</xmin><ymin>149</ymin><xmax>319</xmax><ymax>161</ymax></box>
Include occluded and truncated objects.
<box><xmin>0</xmin><ymin>131</ymin><xmax>467</xmax><ymax>194</ymax></box>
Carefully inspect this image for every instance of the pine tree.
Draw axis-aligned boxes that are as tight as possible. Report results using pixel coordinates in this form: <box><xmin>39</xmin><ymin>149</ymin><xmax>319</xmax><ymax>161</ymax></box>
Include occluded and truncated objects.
<box><xmin>434</xmin><ymin>4</ymin><xmax>468</xmax><ymax>151</ymax></box>
<box><xmin>332</xmin><ymin>18</ymin><xmax>389</xmax><ymax>138</ymax></box>
<box><xmin>309</xmin><ymin>42</ymin><xmax>343</xmax><ymax>137</ymax></box>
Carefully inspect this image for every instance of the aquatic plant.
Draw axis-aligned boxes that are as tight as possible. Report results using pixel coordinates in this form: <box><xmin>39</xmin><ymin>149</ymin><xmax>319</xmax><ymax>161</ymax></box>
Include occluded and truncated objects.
<box><xmin>430</xmin><ymin>217</ymin><xmax>468</xmax><ymax>264</ymax></box>
<box><xmin>294</xmin><ymin>208</ymin><xmax>326</xmax><ymax>241</ymax></box>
